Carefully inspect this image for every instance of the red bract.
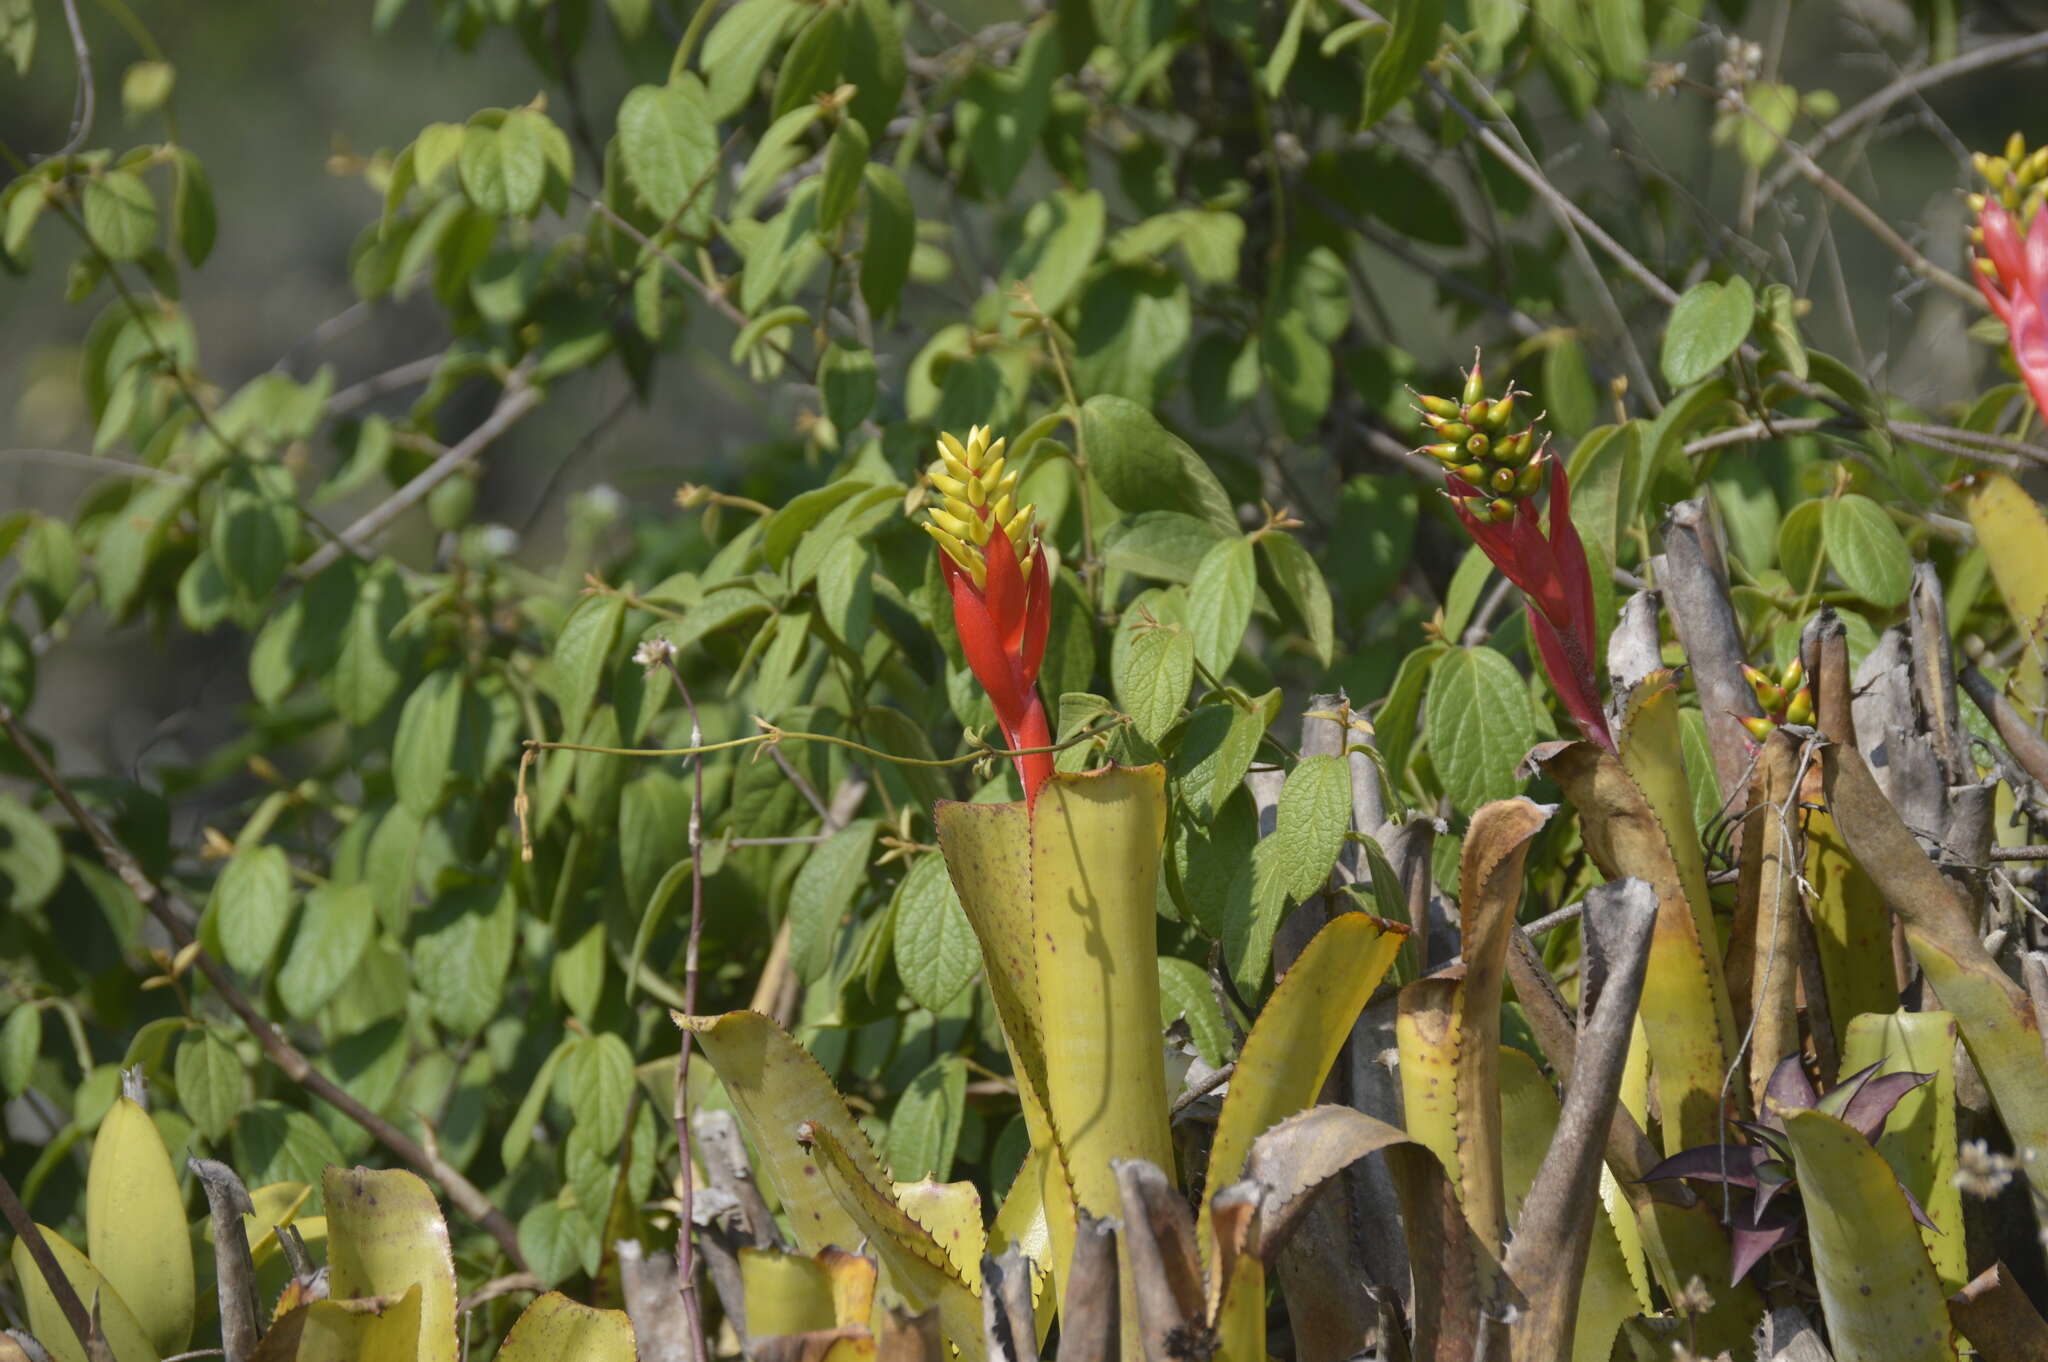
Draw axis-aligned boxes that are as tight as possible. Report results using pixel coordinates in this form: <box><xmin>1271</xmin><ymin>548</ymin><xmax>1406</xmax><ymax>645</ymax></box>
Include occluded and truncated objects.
<box><xmin>941</xmin><ymin>520</ymin><xmax>1053</xmax><ymax>802</ymax></box>
<box><xmin>1973</xmin><ymin>198</ymin><xmax>2048</xmax><ymax>417</ymax></box>
<box><xmin>1449</xmin><ymin>456</ymin><xmax>1615</xmax><ymax>752</ymax></box>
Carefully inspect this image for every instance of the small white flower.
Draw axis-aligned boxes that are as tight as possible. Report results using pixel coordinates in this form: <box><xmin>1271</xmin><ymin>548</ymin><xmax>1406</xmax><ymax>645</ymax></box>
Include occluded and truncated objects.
<box><xmin>1955</xmin><ymin>1139</ymin><xmax>2016</xmax><ymax>1198</ymax></box>
<box><xmin>477</xmin><ymin>524</ymin><xmax>521</xmax><ymax>557</ymax></box>
<box><xmin>633</xmin><ymin>637</ymin><xmax>678</xmax><ymax>673</ymax></box>
<box><xmin>582</xmin><ymin>483</ymin><xmax>627</xmax><ymax>517</ymax></box>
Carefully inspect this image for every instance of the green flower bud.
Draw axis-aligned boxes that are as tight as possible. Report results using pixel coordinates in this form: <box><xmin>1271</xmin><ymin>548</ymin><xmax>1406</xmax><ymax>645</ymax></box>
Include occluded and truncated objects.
<box><xmin>1489</xmin><ymin>466</ymin><xmax>1518</xmax><ymax>495</ymax></box>
<box><xmin>1418</xmin><ymin>393</ymin><xmax>1461</xmax><ymax>419</ymax></box>
<box><xmin>1454</xmin><ymin>462</ymin><xmax>1489</xmax><ymax>485</ymax></box>
<box><xmin>1513</xmin><ymin>460</ymin><xmax>1544</xmax><ymax>497</ymax></box>
<box><xmin>1487</xmin><ymin>392</ymin><xmax>1517</xmax><ymax>430</ymax></box>
<box><xmin>1462</xmin><ymin>363</ymin><xmax>1485</xmax><ymax>408</ymax></box>
<box><xmin>1487</xmin><ymin>497</ymin><xmax>1515</xmax><ymax>523</ymax></box>
<box><xmin>1423</xmin><ymin>443</ymin><xmax>1463</xmax><ymax>464</ymax></box>
<box><xmin>1434</xmin><ymin>421</ymin><xmax>1474</xmax><ymax>442</ymax></box>
<box><xmin>1466</xmin><ymin>398</ymin><xmax>1492</xmax><ymax>428</ymax></box>
<box><xmin>1466</xmin><ymin>433</ymin><xmax>1491</xmax><ymax>458</ymax></box>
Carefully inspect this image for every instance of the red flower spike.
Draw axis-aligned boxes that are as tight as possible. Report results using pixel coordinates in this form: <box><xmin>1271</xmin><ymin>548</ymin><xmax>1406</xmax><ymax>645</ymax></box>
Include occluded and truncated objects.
<box><xmin>1974</xmin><ymin>198</ymin><xmax>2048</xmax><ymax>417</ymax></box>
<box><xmin>937</xmin><ymin>511</ymin><xmax>1052</xmax><ymax>802</ymax></box>
<box><xmin>1450</xmin><ymin>456</ymin><xmax>1615</xmax><ymax>752</ymax></box>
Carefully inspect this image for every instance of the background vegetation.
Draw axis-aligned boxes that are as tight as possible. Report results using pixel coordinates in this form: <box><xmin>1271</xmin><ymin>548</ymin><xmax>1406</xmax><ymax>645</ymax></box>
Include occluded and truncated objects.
<box><xmin>7</xmin><ymin>0</ymin><xmax>2048</xmax><ymax>1355</ymax></box>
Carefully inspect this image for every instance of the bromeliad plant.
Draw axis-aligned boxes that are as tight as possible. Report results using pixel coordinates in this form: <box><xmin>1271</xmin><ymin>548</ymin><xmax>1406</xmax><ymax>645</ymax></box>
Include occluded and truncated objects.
<box><xmin>1642</xmin><ymin>1055</ymin><xmax>1935</xmax><ymax>1285</ymax></box>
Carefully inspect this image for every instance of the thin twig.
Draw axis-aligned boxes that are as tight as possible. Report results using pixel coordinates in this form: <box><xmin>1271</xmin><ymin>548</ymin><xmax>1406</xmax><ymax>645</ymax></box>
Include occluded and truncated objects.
<box><xmin>1759</xmin><ymin>29</ymin><xmax>2048</xmax><ymax>202</ymax></box>
<box><xmin>42</xmin><ymin>0</ymin><xmax>95</xmax><ymax>163</ymax></box>
<box><xmin>298</xmin><ymin>369</ymin><xmax>539</xmax><ymax>578</ymax></box>
<box><xmin>1170</xmin><ymin>1061</ymin><xmax>1235</xmax><ymax>1117</ymax></box>
<box><xmin>457</xmin><ymin>1272</ymin><xmax>542</xmax><ymax>1312</ymax></box>
<box><xmin>324</xmin><ymin>355</ymin><xmax>447</xmax><ymax>418</ymax></box>
<box><xmin>0</xmin><ymin>1168</ymin><xmax>94</xmax><ymax>1355</ymax></box>
<box><xmin>0</xmin><ymin>705</ymin><xmax>528</xmax><ymax>1268</ymax></box>
<box><xmin>1726</xmin><ymin>91</ymin><xmax>1980</xmax><ymax>307</ymax></box>
<box><xmin>659</xmin><ymin>657</ymin><xmax>712</xmax><ymax>1362</ymax></box>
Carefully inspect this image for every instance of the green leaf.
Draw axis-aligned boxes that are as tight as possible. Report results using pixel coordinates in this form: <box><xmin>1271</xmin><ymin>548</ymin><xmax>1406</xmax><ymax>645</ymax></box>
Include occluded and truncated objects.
<box><xmin>1425</xmin><ymin>646</ymin><xmax>1538</xmax><ymax>814</ymax></box>
<box><xmin>1273</xmin><ymin>753</ymin><xmax>1352</xmax><ymax>901</ymax></box>
<box><xmin>1257</xmin><ymin>531</ymin><xmax>1335</xmax><ymax>667</ymax></box>
<box><xmin>1113</xmin><ymin>610</ymin><xmax>1195</xmax><ymax>744</ymax></box>
<box><xmin>0</xmin><ymin>795</ymin><xmax>63</xmax><ymax>912</ymax></box>
<box><xmin>772</xmin><ymin>6</ymin><xmax>844</xmax><ymax>117</ymax></box>
<box><xmin>501</xmin><ymin>1038</ymin><xmax>576</xmax><ymax>1170</ymax></box>
<box><xmin>172</xmin><ymin>149</ymin><xmax>216</xmax><ymax>267</ymax></box>
<box><xmin>817</xmin><ymin>118</ymin><xmax>870</xmax><ymax>235</ymax></box>
<box><xmin>1101</xmin><ymin>511</ymin><xmax>1225</xmax><ymax>584</ymax></box>
<box><xmin>1758</xmin><ymin>282</ymin><xmax>1808</xmax><ymax>380</ymax></box>
<box><xmin>122</xmin><ymin>60</ymin><xmax>175</xmax><ymax>117</ymax></box>
<box><xmin>174</xmin><ymin>1029</ymin><xmax>243</xmax><ymax>1144</ymax></box>
<box><xmin>520</xmin><ymin>1199</ymin><xmax>601</xmax><ymax>1289</ymax></box>
<box><xmin>412</xmin><ymin>883</ymin><xmax>517</xmax><ymax>1036</ymax></box>
<box><xmin>210</xmin><ymin>461</ymin><xmax>297</xmax><ymax>600</ymax></box>
<box><xmin>1590</xmin><ymin>0</ymin><xmax>1646</xmax><ymax>82</ymax></box>
<box><xmin>616</xmin><ymin>78</ymin><xmax>718</xmax><ymax>237</ymax></box>
<box><xmin>1362</xmin><ymin>0</ymin><xmax>1446</xmax><ymax>128</ymax></box>
<box><xmin>1263</xmin><ymin>0</ymin><xmax>1312</xmax><ymax>96</ymax></box>
<box><xmin>0</xmin><ymin>0</ymin><xmax>33</xmax><ymax>75</ymax></box>
<box><xmin>1187</xmin><ymin>538</ymin><xmax>1255</xmax><ymax>677</ymax></box>
<box><xmin>393</xmin><ymin>671</ymin><xmax>465</xmax><ymax>816</ymax></box>
<box><xmin>860</xmin><ymin>163</ymin><xmax>915</xmax><ymax>319</ymax></box>
<box><xmin>1660</xmin><ymin>277</ymin><xmax>1754</xmax><ymax>389</ymax></box>
<box><xmin>0</xmin><ymin>1005</ymin><xmax>40</xmax><ymax>1098</ymax></box>
<box><xmin>553</xmin><ymin>592</ymin><xmax>626</xmax><ymax>741</ymax></box>
<box><xmin>276</xmin><ymin>883</ymin><xmax>375</xmax><ymax>1020</ymax></box>
<box><xmin>702</xmin><ymin>0</ymin><xmax>801</xmax><ymax>118</ymax></box>
<box><xmin>562</xmin><ymin>1032</ymin><xmax>636</xmax><ymax>1151</ymax></box>
<box><xmin>788</xmin><ymin>819</ymin><xmax>881</xmax><ymax>985</ymax></box>
<box><xmin>892</xmin><ymin>854</ymin><xmax>979</xmax><ymax>1012</ymax></box>
<box><xmin>84</xmin><ymin>171</ymin><xmax>158</xmax><ymax>260</ymax></box>
<box><xmin>843</xmin><ymin>0</ymin><xmax>907</xmax><ymax>136</ymax></box>
<box><xmin>820</xmin><ymin>340</ymin><xmax>877</xmax><ymax>431</ymax></box>
<box><xmin>1080</xmin><ymin>395</ymin><xmax>1237</xmax><ymax>533</ymax></box>
<box><xmin>1822</xmin><ymin>494</ymin><xmax>1913</xmax><ymax>609</ymax></box>
<box><xmin>329</xmin><ymin>562</ymin><xmax>410</xmax><ymax>727</ymax></box>
<box><xmin>1543</xmin><ymin>334</ymin><xmax>1600</xmax><ymax>437</ymax></box>
<box><xmin>1261</xmin><ymin>312</ymin><xmax>1333</xmax><ymax>439</ymax></box>
<box><xmin>1157</xmin><ymin>957</ymin><xmax>1230</xmax><ymax>1065</ymax></box>
<box><xmin>1071</xmin><ymin>266</ymin><xmax>1191</xmax><ymax>404</ymax></box>
<box><xmin>1778</xmin><ymin>497</ymin><xmax>1826</xmax><ymax>590</ymax></box>
<box><xmin>234</xmin><ymin>1104</ymin><xmax>346</xmax><ymax>1210</ymax></box>
<box><xmin>882</xmin><ymin>1054</ymin><xmax>967</xmax><ymax>1181</ymax></box>
<box><xmin>1009</xmin><ymin>188</ymin><xmax>1103</xmax><ymax>315</ymax></box>
<box><xmin>212</xmin><ymin>845</ymin><xmax>294</xmax><ymax>976</ymax></box>
<box><xmin>461</xmin><ymin>110</ymin><xmax>550</xmax><ymax>218</ymax></box>
<box><xmin>1172</xmin><ymin>689</ymin><xmax>1280</xmax><ymax>822</ymax></box>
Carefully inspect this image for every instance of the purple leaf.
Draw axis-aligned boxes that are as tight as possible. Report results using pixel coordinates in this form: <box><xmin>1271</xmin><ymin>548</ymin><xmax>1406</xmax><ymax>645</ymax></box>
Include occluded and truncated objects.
<box><xmin>1761</xmin><ymin>1055</ymin><xmax>1818</xmax><ymax>1127</ymax></box>
<box><xmin>1642</xmin><ymin>1142</ymin><xmax>1768</xmax><ymax>1189</ymax></box>
<box><xmin>1900</xmin><ymin>1181</ymin><xmax>1940</xmax><ymax>1234</ymax></box>
<box><xmin>1837</xmin><ymin>1071</ymin><xmax>1932</xmax><ymax>1142</ymax></box>
<box><xmin>1729</xmin><ymin>1194</ymin><xmax>1803</xmax><ymax>1284</ymax></box>
<box><xmin>1751</xmin><ymin>1158</ymin><xmax>1794</xmax><ymax>1223</ymax></box>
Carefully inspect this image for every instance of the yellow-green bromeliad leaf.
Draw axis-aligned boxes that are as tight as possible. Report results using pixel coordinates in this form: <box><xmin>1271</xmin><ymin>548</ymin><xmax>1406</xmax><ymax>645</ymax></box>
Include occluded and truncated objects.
<box><xmin>1199</xmin><ymin>909</ymin><xmax>1406</xmax><ymax>1258</ymax></box>
<box><xmin>1840</xmin><ymin>1011</ymin><xmax>1966</xmax><ymax>1296</ymax></box>
<box><xmin>10</xmin><ymin>1225</ymin><xmax>161</xmax><ymax>1362</ymax></box>
<box><xmin>86</xmin><ymin>1096</ymin><xmax>194</xmax><ymax>1357</ymax></box>
<box><xmin>934</xmin><ymin>762</ymin><xmax>1174</xmax><ymax>1333</ymax></box>
<box><xmin>322</xmin><ymin>1166</ymin><xmax>459</xmax><ymax>1362</ymax></box>
<box><xmin>1783</xmin><ymin>1108</ymin><xmax>1960</xmax><ymax>1362</ymax></box>
<box><xmin>675</xmin><ymin>1010</ymin><xmax>886</xmax><ymax>1256</ymax></box>
<box><xmin>494</xmin><ymin>1292</ymin><xmax>638</xmax><ymax>1362</ymax></box>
